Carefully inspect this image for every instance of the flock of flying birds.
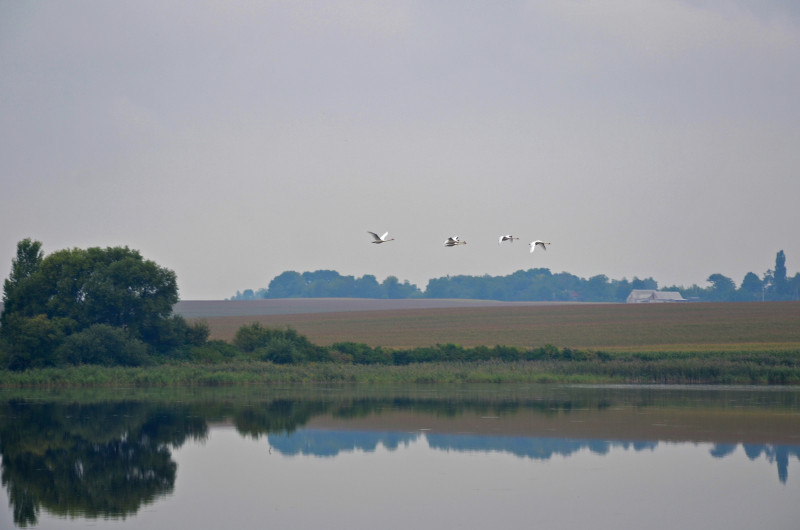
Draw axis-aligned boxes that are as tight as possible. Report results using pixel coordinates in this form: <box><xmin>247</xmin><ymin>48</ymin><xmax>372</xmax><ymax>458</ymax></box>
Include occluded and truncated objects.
<box><xmin>368</xmin><ymin>231</ymin><xmax>551</xmax><ymax>253</ymax></box>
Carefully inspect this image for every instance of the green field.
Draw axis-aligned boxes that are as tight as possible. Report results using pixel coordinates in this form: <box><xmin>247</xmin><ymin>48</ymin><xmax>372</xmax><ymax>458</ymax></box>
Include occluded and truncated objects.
<box><xmin>194</xmin><ymin>300</ymin><xmax>800</xmax><ymax>354</ymax></box>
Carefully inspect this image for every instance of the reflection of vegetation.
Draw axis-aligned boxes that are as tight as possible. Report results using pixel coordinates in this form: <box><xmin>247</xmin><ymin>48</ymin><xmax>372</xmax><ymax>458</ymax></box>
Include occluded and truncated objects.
<box><xmin>1</xmin><ymin>385</ymin><xmax>799</xmax><ymax>524</ymax></box>
<box><xmin>269</xmin><ymin>429</ymin><xmax>419</xmax><ymax>456</ymax></box>
<box><xmin>232</xmin><ymin>399</ymin><xmax>331</xmax><ymax>438</ymax></box>
<box><xmin>0</xmin><ymin>399</ymin><xmax>207</xmax><ymax>526</ymax></box>
<box><xmin>741</xmin><ymin>444</ymin><xmax>800</xmax><ymax>484</ymax></box>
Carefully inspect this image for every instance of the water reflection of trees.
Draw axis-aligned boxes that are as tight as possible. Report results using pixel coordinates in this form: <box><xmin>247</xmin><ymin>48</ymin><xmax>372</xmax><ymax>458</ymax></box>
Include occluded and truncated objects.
<box><xmin>1</xmin><ymin>387</ymin><xmax>799</xmax><ymax>525</ymax></box>
<box><xmin>267</xmin><ymin>429</ymin><xmax>659</xmax><ymax>459</ymax></box>
<box><xmin>268</xmin><ymin>428</ymin><xmax>798</xmax><ymax>486</ymax></box>
<box><xmin>0</xmin><ymin>400</ymin><xmax>207</xmax><ymax>526</ymax></box>
<box><xmin>713</xmin><ymin>443</ymin><xmax>800</xmax><ymax>484</ymax></box>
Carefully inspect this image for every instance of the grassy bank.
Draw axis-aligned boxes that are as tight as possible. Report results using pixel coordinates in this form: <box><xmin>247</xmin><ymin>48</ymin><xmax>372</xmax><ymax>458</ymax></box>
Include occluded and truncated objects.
<box><xmin>2</xmin><ymin>349</ymin><xmax>799</xmax><ymax>388</ymax></box>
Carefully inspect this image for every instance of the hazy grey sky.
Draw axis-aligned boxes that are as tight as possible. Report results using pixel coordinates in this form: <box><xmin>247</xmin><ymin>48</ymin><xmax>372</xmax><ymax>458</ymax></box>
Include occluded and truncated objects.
<box><xmin>2</xmin><ymin>1</ymin><xmax>799</xmax><ymax>299</ymax></box>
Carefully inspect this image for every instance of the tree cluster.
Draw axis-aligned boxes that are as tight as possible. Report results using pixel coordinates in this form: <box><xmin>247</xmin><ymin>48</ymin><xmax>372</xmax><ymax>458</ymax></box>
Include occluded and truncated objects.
<box><xmin>232</xmin><ymin>251</ymin><xmax>799</xmax><ymax>303</ymax></box>
<box><xmin>0</xmin><ymin>239</ymin><xmax>208</xmax><ymax>370</ymax></box>
<box><xmin>231</xmin><ymin>268</ymin><xmax>658</xmax><ymax>302</ymax></box>
<box><xmin>663</xmin><ymin>251</ymin><xmax>800</xmax><ymax>302</ymax></box>
<box><xmin>233</xmin><ymin>270</ymin><xmax>422</xmax><ymax>300</ymax></box>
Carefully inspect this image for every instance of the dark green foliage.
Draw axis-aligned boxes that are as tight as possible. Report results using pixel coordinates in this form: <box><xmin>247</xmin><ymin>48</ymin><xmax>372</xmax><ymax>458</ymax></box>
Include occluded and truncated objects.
<box><xmin>331</xmin><ymin>341</ymin><xmax>390</xmax><ymax>364</ymax></box>
<box><xmin>255</xmin><ymin>336</ymin><xmax>302</xmax><ymax>364</ymax></box>
<box><xmin>1</xmin><ymin>314</ymin><xmax>77</xmax><ymax>370</ymax></box>
<box><xmin>54</xmin><ymin>324</ymin><xmax>150</xmax><ymax>366</ymax></box>
<box><xmin>523</xmin><ymin>344</ymin><xmax>560</xmax><ymax>360</ymax></box>
<box><xmin>264</xmin><ymin>335</ymin><xmax>608</xmax><ymax>367</ymax></box>
<box><xmin>140</xmin><ymin>315</ymin><xmax>208</xmax><ymax>354</ymax></box>
<box><xmin>185</xmin><ymin>320</ymin><xmax>211</xmax><ymax>346</ymax></box>
<box><xmin>233</xmin><ymin>323</ymin><xmax>275</xmax><ymax>352</ymax></box>
<box><xmin>184</xmin><ymin>340</ymin><xmax>240</xmax><ymax>363</ymax></box>
<box><xmin>9</xmin><ymin>246</ymin><xmax>179</xmax><ymax>332</ymax></box>
<box><xmin>1</xmin><ymin>238</ymin><xmax>43</xmax><ymax>310</ymax></box>
<box><xmin>234</xmin><ymin>323</ymin><xmax>329</xmax><ymax>364</ymax></box>
<box><xmin>1</xmin><ymin>240</ymin><xmax>205</xmax><ymax>369</ymax></box>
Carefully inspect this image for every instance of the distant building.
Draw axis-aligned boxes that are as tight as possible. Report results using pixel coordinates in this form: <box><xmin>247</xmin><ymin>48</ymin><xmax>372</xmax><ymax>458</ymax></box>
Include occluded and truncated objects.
<box><xmin>626</xmin><ymin>290</ymin><xmax>687</xmax><ymax>303</ymax></box>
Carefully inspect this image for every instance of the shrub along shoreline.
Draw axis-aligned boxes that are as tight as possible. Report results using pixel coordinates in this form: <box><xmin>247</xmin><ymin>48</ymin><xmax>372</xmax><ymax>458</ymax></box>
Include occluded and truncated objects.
<box><xmin>3</xmin><ymin>321</ymin><xmax>800</xmax><ymax>387</ymax></box>
<box><xmin>2</xmin><ymin>347</ymin><xmax>799</xmax><ymax>388</ymax></box>
<box><xmin>3</xmin><ymin>323</ymin><xmax>800</xmax><ymax>387</ymax></box>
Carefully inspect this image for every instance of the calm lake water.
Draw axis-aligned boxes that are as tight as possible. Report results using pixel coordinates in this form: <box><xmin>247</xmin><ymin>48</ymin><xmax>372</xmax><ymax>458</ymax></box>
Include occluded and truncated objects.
<box><xmin>1</xmin><ymin>384</ymin><xmax>799</xmax><ymax>529</ymax></box>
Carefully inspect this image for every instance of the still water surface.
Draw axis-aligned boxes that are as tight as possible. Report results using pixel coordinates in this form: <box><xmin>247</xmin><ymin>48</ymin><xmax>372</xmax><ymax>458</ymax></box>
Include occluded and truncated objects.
<box><xmin>1</xmin><ymin>385</ymin><xmax>799</xmax><ymax>529</ymax></box>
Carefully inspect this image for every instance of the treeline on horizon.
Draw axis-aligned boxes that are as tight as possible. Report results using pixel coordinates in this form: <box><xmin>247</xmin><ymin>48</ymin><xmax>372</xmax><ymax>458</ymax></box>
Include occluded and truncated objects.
<box><xmin>2</xmin><ymin>238</ymin><xmax>799</xmax><ymax>383</ymax></box>
<box><xmin>231</xmin><ymin>251</ymin><xmax>799</xmax><ymax>303</ymax></box>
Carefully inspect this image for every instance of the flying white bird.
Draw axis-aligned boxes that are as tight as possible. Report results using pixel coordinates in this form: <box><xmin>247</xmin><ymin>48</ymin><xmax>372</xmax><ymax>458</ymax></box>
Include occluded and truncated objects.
<box><xmin>498</xmin><ymin>235</ymin><xmax>519</xmax><ymax>244</ymax></box>
<box><xmin>368</xmin><ymin>231</ymin><xmax>395</xmax><ymax>244</ymax></box>
<box><xmin>529</xmin><ymin>240</ymin><xmax>550</xmax><ymax>253</ymax></box>
<box><xmin>444</xmin><ymin>236</ymin><xmax>467</xmax><ymax>247</ymax></box>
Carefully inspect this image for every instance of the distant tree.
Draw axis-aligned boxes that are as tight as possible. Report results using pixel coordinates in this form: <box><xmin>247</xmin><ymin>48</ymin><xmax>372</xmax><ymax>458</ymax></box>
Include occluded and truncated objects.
<box><xmin>739</xmin><ymin>272</ymin><xmax>763</xmax><ymax>301</ymax></box>
<box><xmin>706</xmin><ymin>273</ymin><xmax>736</xmax><ymax>301</ymax></box>
<box><xmin>762</xmin><ymin>268</ymin><xmax>774</xmax><ymax>298</ymax></box>
<box><xmin>790</xmin><ymin>273</ymin><xmax>800</xmax><ymax>301</ymax></box>
<box><xmin>630</xmin><ymin>277</ymin><xmax>658</xmax><ymax>290</ymax></box>
<box><xmin>302</xmin><ymin>270</ymin><xmax>347</xmax><ymax>297</ymax></box>
<box><xmin>611</xmin><ymin>278</ymin><xmax>632</xmax><ymax>302</ymax></box>
<box><xmin>551</xmin><ymin>271</ymin><xmax>582</xmax><ymax>301</ymax></box>
<box><xmin>382</xmin><ymin>276</ymin><xmax>421</xmax><ymax>299</ymax></box>
<box><xmin>424</xmin><ymin>276</ymin><xmax>457</xmax><ymax>298</ymax></box>
<box><xmin>265</xmin><ymin>271</ymin><xmax>306</xmax><ymax>298</ymax></box>
<box><xmin>353</xmin><ymin>274</ymin><xmax>383</xmax><ymax>298</ymax></box>
<box><xmin>584</xmin><ymin>274</ymin><xmax>611</xmax><ymax>301</ymax></box>
<box><xmin>773</xmin><ymin>250</ymin><xmax>788</xmax><ymax>298</ymax></box>
<box><xmin>302</xmin><ymin>270</ymin><xmax>340</xmax><ymax>284</ymax></box>
<box><xmin>681</xmin><ymin>284</ymin><xmax>706</xmax><ymax>300</ymax></box>
<box><xmin>232</xmin><ymin>255</ymin><xmax>792</xmax><ymax>304</ymax></box>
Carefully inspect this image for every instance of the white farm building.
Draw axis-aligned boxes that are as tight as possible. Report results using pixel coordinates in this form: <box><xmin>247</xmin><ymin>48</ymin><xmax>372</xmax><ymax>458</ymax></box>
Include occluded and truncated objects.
<box><xmin>626</xmin><ymin>290</ymin><xmax>687</xmax><ymax>303</ymax></box>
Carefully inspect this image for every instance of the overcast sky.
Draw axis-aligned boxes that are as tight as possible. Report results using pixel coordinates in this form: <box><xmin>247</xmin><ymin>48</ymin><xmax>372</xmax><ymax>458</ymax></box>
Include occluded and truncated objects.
<box><xmin>2</xmin><ymin>1</ymin><xmax>799</xmax><ymax>300</ymax></box>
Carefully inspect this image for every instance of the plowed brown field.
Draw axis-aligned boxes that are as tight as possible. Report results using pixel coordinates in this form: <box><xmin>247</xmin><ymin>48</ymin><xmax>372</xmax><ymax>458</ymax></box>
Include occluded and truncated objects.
<box><xmin>181</xmin><ymin>300</ymin><xmax>800</xmax><ymax>352</ymax></box>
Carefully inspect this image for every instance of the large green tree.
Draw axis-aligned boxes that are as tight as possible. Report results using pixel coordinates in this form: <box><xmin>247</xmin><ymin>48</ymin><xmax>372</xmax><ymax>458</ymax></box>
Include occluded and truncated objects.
<box><xmin>3</xmin><ymin>245</ymin><xmax>178</xmax><ymax>334</ymax></box>
<box><xmin>1</xmin><ymin>240</ymin><xmax>197</xmax><ymax>369</ymax></box>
